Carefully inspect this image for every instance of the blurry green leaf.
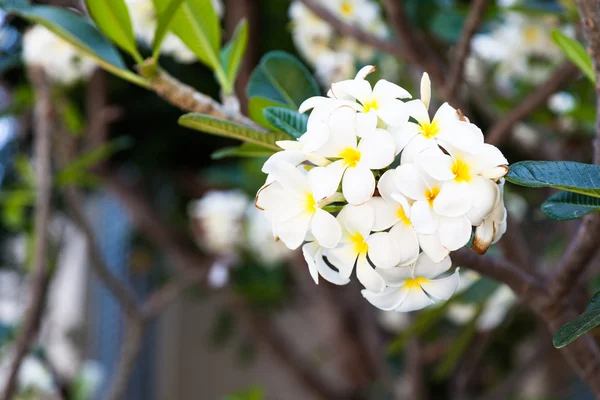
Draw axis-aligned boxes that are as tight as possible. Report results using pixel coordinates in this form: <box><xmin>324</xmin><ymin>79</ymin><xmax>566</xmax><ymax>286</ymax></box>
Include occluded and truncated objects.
<box><xmin>554</xmin><ymin>291</ymin><xmax>600</xmax><ymax>348</ymax></box>
<box><xmin>85</xmin><ymin>0</ymin><xmax>141</xmax><ymax>62</ymax></box>
<box><xmin>222</xmin><ymin>386</ymin><xmax>264</xmax><ymax>400</ymax></box>
<box><xmin>430</xmin><ymin>8</ymin><xmax>465</xmax><ymax>43</ymax></box>
<box><xmin>0</xmin><ymin>189</ymin><xmax>34</xmax><ymax>230</ymax></box>
<box><xmin>211</xmin><ymin>143</ymin><xmax>276</xmax><ymax>160</ymax></box>
<box><xmin>179</xmin><ymin>114</ymin><xmax>288</xmax><ymax>151</ymax></box>
<box><xmin>248</xmin><ymin>96</ymin><xmax>281</xmax><ymax>129</ymax></box>
<box><xmin>247</xmin><ymin>51</ymin><xmax>320</xmax><ymax>110</ymax></box>
<box><xmin>58</xmin><ymin>99</ymin><xmax>84</xmax><ymax>136</ymax></box>
<box><xmin>263</xmin><ymin>106</ymin><xmax>307</xmax><ymax>139</ymax></box>
<box><xmin>14</xmin><ymin>155</ymin><xmax>35</xmax><ymax>188</ymax></box>
<box><xmin>2</xmin><ymin>2</ymin><xmax>148</xmax><ymax>87</ymax></box>
<box><xmin>151</xmin><ymin>0</ymin><xmax>186</xmax><ymax>59</ymax></box>
<box><xmin>232</xmin><ymin>263</ymin><xmax>288</xmax><ymax>309</ymax></box>
<box><xmin>220</xmin><ymin>19</ymin><xmax>248</xmax><ymax>91</ymax></box>
<box><xmin>506</xmin><ymin>161</ymin><xmax>600</xmax><ymax>197</ymax></box>
<box><xmin>551</xmin><ymin>29</ymin><xmax>595</xmax><ymax>83</ymax></box>
<box><xmin>542</xmin><ymin>191</ymin><xmax>600</xmax><ymax>220</ymax></box>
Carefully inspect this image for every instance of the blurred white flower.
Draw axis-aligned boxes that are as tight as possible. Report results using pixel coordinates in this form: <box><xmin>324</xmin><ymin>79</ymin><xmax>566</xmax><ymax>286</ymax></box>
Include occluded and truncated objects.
<box><xmin>314</xmin><ymin>51</ymin><xmax>356</xmax><ymax>86</ymax></box>
<box><xmin>0</xmin><ymin>271</ymin><xmax>24</xmax><ymax>326</ymax></box>
<box><xmin>548</xmin><ymin>92</ymin><xmax>576</xmax><ymax>115</ymax></box>
<box><xmin>207</xmin><ymin>260</ymin><xmax>230</xmax><ymax>288</ymax></box>
<box><xmin>447</xmin><ymin>284</ymin><xmax>517</xmax><ymax>331</ymax></box>
<box><xmin>246</xmin><ymin>206</ymin><xmax>292</xmax><ymax>265</ymax></box>
<box><xmin>377</xmin><ymin>310</ymin><xmax>410</xmax><ymax>333</ymax></box>
<box><xmin>22</xmin><ymin>25</ymin><xmax>96</xmax><ymax>85</ymax></box>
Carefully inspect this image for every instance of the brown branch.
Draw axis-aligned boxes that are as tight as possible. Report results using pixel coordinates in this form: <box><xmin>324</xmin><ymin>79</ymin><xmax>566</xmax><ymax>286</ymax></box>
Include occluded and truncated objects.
<box><xmin>105</xmin><ymin>316</ymin><xmax>144</xmax><ymax>400</ymax></box>
<box><xmin>486</xmin><ymin>62</ymin><xmax>578</xmax><ymax>146</ymax></box>
<box><xmin>445</xmin><ymin>0</ymin><xmax>489</xmax><ymax>99</ymax></box>
<box><xmin>1</xmin><ymin>67</ymin><xmax>54</xmax><ymax>400</ymax></box>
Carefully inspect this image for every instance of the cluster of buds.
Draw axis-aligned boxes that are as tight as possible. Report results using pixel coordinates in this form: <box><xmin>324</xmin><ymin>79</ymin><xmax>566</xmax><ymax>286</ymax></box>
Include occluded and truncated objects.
<box><xmin>256</xmin><ymin>67</ymin><xmax>508</xmax><ymax>312</ymax></box>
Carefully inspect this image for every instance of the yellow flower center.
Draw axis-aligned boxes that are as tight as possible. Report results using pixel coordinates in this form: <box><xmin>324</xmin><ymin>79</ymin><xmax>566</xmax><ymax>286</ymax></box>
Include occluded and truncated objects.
<box><xmin>397</xmin><ymin>205</ymin><xmax>411</xmax><ymax>226</ymax></box>
<box><xmin>404</xmin><ymin>277</ymin><xmax>430</xmax><ymax>289</ymax></box>
<box><xmin>452</xmin><ymin>159</ymin><xmax>471</xmax><ymax>183</ymax></box>
<box><xmin>522</xmin><ymin>26</ymin><xmax>540</xmax><ymax>44</ymax></box>
<box><xmin>350</xmin><ymin>233</ymin><xmax>369</xmax><ymax>254</ymax></box>
<box><xmin>305</xmin><ymin>193</ymin><xmax>317</xmax><ymax>212</ymax></box>
<box><xmin>339</xmin><ymin>147</ymin><xmax>362</xmax><ymax>168</ymax></box>
<box><xmin>340</xmin><ymin>1</ymin><xmax>354</xmax><ymax>16</ymax></box>
<box><xmin>425</xmin><ymin>187</ymin><xmax>440</xmax><ymax>207</ymax></box>
<box><xmin>419</xmin><ymin>121</ymin><xmax>440</xmax><ymax>139</ymax></box>
<box><xmin>363</xmin><ymin>98</ymin><xmax>379</xmax><ymax>113</ymax></box>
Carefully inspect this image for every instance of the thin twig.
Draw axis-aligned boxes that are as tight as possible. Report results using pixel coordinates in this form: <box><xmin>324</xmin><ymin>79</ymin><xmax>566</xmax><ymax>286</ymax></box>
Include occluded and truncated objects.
<box><xmin>1</xmin><ymin>67</ymin><xmax>54</xmax><ymax>400</ymax></box>
<box><xmin>486</xmin><ymin>62</ymin><xmax>578</xmax><ymax>146</ymax></box>
<box><xmin>445</xmin><ymin>0</ymin><xmax>489</xmax><ymax>99</ymax></box>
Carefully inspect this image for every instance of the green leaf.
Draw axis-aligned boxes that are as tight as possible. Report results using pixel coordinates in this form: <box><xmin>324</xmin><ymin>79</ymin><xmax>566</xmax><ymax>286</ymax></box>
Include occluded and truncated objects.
<box><xmin>248</xmin><ymin>96</ymin><xmax>283</xmax><ymax>129</ymax></box>
<box><xmin>506</xmin><ymin>161</ymin><xmax>600</xmax><ymax>198</ymax></box>
<box><xmin>179</xmin><ymin>114</ymin><xmax>288</xmax><ymax>151</ymax></box>
<box><xmin>551</xmin><ymin>29</ymin><xmax>595</xmax><ymax>83</ymax></box>
<box><xmin>222</xmin><ymin>386</ymin><xmax>264</xmax><ymax>400</ymax></box>
<box><xmin>263</xmin><ymin>106</ymin><xmax>307</xmax><ymax>139</ymax></box>
<box><xmin>542</xmin><ymin>191</ymin><xmax>600</xmax><ymax>220</ymax></box>
<box><xmin>3</xmin><ymin>3</ymin><xmax>149</xmax><ymax>87</ymax></box>
<box><xmin>554</xmin><ymin>291</ymin><xmax>600</xmax><ymax>348</ymax></box>
<box><xmin>85</xmin><ymin>0</ymin><xmax>141</xmax><ymax>62</ymax></box>
<box><xmin>211</xmin><ymin>142</ymin><xmax>276</xmax><ymax>160</ymax></box>
<box><xmin>247</xmin><ymin>51</ymin><xmax>320</xmax><ymax>109</ymax></box>
<box><xmin>151</xmin><ymin>0</ymin><xmax>186</xmax><ymax>60</ymax></box>
<box><xmin>220</xmin><ymin>19</ymin><xmax>248</xmax><ymax>91</ymax></box>
<box><xmin>153</xmin><ymin>0</ymin><xmax>225</xmax><ymax>83</ymax></box>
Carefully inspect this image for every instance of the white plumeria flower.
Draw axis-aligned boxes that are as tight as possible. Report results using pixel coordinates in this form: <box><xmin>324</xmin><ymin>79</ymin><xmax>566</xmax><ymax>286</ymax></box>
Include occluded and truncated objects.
<box><xmin>308</xmin><ymin>106</ymin><xmax>396</xmax><ymax>205</ymax></box>
<box><xmin>394</xmin><ymin>164</ymin><xmax>472</xmax><ymax>262</ymax></box>
<box><xmin>416</xmin><ymin>143</ymin><xmax>508</xmax><ymax>226</ymax></box>
<box><xmin>391</xmin><ymin>73</ymin><xmax>484</xmax><ymax>161</ymax></box>
<box><xmin>327</xmin><ymin>203</ymin><xmax>402</xmax><ymax>292</ymax></box>
<box><xmin>472</xmin><ymin>178</ymin><xmax>508</xmax><ymax>254</ymax></box>
<box><xmin>548</xmin><ymin>92</ymin><xmax>576</xmax><ymax>115</ymax></box>
<box><xmin>256</xmin><ymin>162</ymin><xmax>342</xmax><ymax>250</ymax></box>
<box><xmin>368</xmin><ymin>170</ymin><xmax>420</xmax><ymax>265</ymax></box>
<box><xmin>246</xmin><ymin>206</ymin><xmax>292</xmax><ymax>265</ymax></box>
<box><xmin>362</xmin><ymin>253</ymin><xmax>460</xmax><ymax>312</ymax></box>
<box><xmin>302</xmin><ymin>239</ymin><xmax>351</xmax><ymax>285</ymax></box>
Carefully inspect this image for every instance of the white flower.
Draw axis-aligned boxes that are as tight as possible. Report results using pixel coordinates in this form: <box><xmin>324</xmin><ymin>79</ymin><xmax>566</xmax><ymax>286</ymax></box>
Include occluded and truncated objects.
<box><xmin>472</xmin><ymin>178</ymin><xmax>508</xmax><ymax>254</ymax></box>
<box><xmin>447</xmin><ymin>284</ymin><xmax>517</xmax><ymax>331</ymax></box>
<box><xmin>548</xmin><ymin>92</ymin><xmax>576</xmax><ymax>115</ymax></box>
<box><xmin>362</xmin><ymin>253</ymin><xmax>460</xmax><ymax>312</ymax></box>
<box><xmin>367</xmin><ymin>170</ymin><xmax>420</xmax><ymax>265</ymax></box>
<box><xmin>188</xmin><ymin>190</ymin><xmax>248</xmax><ymax>255</ymax></box>
<box><xmin>314</xmin><ymin>51</ymin><xmax>356</xmax><ymax>85</ymax></box>
<box><xmin>22</xmin><ymin>25</ymin><xmax>96</xmax><ymax>85</ymax></box>
<box><xmin>18</xmin><ymin>356</ymin><xmax>55</xmax><ymax>395</ymax></box>
<box><xmin>246</xmin><ymin>206</ymin><xmax>292</xmax><ymax>265</ymax></box>
<box><xmin>302</xmin><ymin>240</ymin><xmax>351</xmax><ymax>285</ymax></box>
<box><xmin>207</xmin><ymin>260</ymin><xmax>231</xmax><ymax>288</ymax></box>
<box><xmin>307</xmin><ymin>106</ymin><xmax>396</xmax><ymax>205</ymax></box>
<box><xmin>327</xmin><ymin>203</ymin><xmax>402</xmax><ymax>292</ymax></box>
<box><xmin>391</xmin><ymin>73</ymin><xmax>484</xmax><ymax>161</ymax></box>
<box><xmin>256</xmin><ymin>162</ymin><xmax>342</xmax><ymax>250</ymax></box>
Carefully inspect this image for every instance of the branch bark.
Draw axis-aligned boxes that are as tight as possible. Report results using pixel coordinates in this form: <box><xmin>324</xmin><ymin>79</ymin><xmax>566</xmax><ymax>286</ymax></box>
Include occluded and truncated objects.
<box><xmin>1</xmin><ymin>67</ymin><xmax>54</xmax><ymax>400</ymax></box>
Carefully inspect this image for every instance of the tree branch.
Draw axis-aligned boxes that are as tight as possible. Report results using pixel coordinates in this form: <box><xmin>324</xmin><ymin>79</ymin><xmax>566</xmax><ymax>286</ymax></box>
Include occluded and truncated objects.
<box><xmin>445</xmin><ymin>0</ymin><xmax>489</xmax><ymax>99</ymax></box>
<box><xmin>486</xmin><ymin>62</ymin><xmax>578</xmax><ymax>146</ymax></box>
<box><xmin>1</xmin><ymin>67</ymin><xmax>54</xmax><ymax>400</ymax></box>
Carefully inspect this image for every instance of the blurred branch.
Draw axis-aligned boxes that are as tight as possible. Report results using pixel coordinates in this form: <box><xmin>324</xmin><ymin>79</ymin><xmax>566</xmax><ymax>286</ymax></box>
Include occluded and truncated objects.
<box><xmin>445</xmin><ymin>0</ymin><xmax>489</xmax><ymax>99</ymax></box>
<box><xmin>486</xmin><ymin>63</ymin><xmax>578</xmax><ymax>146</ymax></box>
<box><xmin>1</xmin><ymin>67</ymin><xmax>54</xmax><ymax>400</ymax></box>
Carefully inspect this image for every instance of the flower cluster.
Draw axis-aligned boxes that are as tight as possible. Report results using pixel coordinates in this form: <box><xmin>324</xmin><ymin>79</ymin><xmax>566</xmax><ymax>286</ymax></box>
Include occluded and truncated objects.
<box><xmin>288</xmin><ymin>0</ymin><xmax>389</xmax><ymax>85</ymax></box>
<box><xmin>256</xmin><ymin>67</ymin><xmax>509</xmax><ymax>312</ymax></box>
<box><xmin>22</xmin><ymin>25</ymin><xmax>96</xmax><ymax>85</ymax></box>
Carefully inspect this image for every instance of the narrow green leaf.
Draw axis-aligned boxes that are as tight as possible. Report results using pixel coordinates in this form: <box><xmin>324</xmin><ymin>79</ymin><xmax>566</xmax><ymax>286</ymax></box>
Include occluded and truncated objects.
<box><xmin>248</xmin><ymin>97</ymin><xmax>285</xmax><ymax>129</ymax></box>
<box><xmin>247</xmin><ymin>51</ymin><xmax>320</xmax><ymax>109</ymax></box>
<box><xmin>542</xmin><ymin>191</ymin><xmax>600</xmax><ymax>220</ymax></box>
<box><xmin>551</xmin><ymin>29</ymin><xmax>595</xmax><ymax>83</ymax></box>
<box><xmin>211</xmin><ymin>143</ymin><xmax>276</xmax><ymax>160</ymax></box>
<box><xmin>263</xmin><ymin>106</ymin><xmax>307</xmax><ymax>139</ymax></box>
<box><xmin>554</xmin><ymin>291</ymin><xmax>600</xmax><ymax>348</ymax></box>
<box><xmin>506</xmin><ymin>161</ymin><xmax>600</xmax><ymax>198</ymax></box>
<box><xmin>4</xmin><ymin>3</ymin><xmax>149</xmax><ymax>87</ymax></box>
<box><xmin>220</xmin><ymin>19</ymin><xmax>248</xmax><ymax>91</ymax></box>
<box><xmin>178</xmin><ymin>114</ymin><xmax>288</xmax><ymax>151</ymax></box>
<box><xmin>151</xmin><ymin>0</ymin><xmax>186</xmax><ymax>60</ymax></box>
<box><xmin>85</xmin><ymin>0</ymin><xmax>142</xmax><ymax>62</ymax></box>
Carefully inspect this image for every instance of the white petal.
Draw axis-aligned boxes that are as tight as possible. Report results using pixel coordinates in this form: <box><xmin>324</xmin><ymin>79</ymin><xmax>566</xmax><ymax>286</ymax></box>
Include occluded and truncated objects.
<box><xmin>262</xmin><ymin>150</ymin><xmax>306</xmax><ymax>175</ymax></box>
<box><xmin>308</xmin><ymin>160</ymin><xmax>346</xmax><ymax>202</ymax></box>
<box><xmin>323</xmin><ymin>106</ymin><xmax>358</xmax><ymax>156</ymax></box>
<box><xmin>357</xmin><ymin>253</ymin><xmax>386</xmax><ymax>292</ymax></box>
<box><xmin>404</xmin><ymin>99</ymin><xmax>430</xmax><ymax>126</ymax></box>
<box><xmin>342</xmin><ymin>165</ymin><xmax>376</xmax><ymax>205</ymax></box>
<box><xmin>326</xmin><ymin>244</ymin><xmax>357</xmax><ymax>279</ymax></box>
<box><xmin>299</xmin><ymin>96</ymin><xmax>329</xmax><ymax>113</ymax></box>
<box><xmin>311</xmin><ymin>208</ymin><xmax>342</xmax><ymax>249</ymax></box>
<box><xmin>369</xmin><ymin>197</ymin><xmax>399</xmax><ymax>231</ymax></box>
<box><xmin>300</xmin><ymin>117</ymin><xmax>329</xmax><ymax>153</ymax></box>
<box><xmin>414</xmin><ymin>253</ymin><xmax>452</xmax><ymax>278</ymax></box>
<box><xmin>358</xmin><ymin>129</ymin><xmax>396</xmax><ymax>169</ymax></box>
<box><xmin>388</xmin><ymin>122</ymin><xmax>420</xmax><ymax>155</ymax></box>
<box><xmin>418</xmin><ymin>233</ymin><xmax>449</xmax><ymax>263</ymax></box>
<box><xmin>420</xmin><ymin>73</ymin><xmax>431</xmax><ymax>109</ymax></box>
<box><xmin>390</xmin><ymin>224</ymin><xmax>420</xmax><ymax>266</ymax></box>
<box><xmin>334</xmin><ymin>79</ymin><xmax>372</xmax><ymax>104</ymax></box>
<box><xmin>315</xmin><ymin>246</ymin><xmax>351</xmax><ymax>285</ymax></box>
<box><xmin>469</xmin><ymin>144</ymin><xmax>509</xmax><ymax>176</ymax></box>
<box><xmin>431</xmin><ymin>102</ymin><xmax>459</xmax><ymax>127</ymax></box>
<box><xmin>302</xmin><ymin>242</ymin><xmax>321</xmax><ymax>284</ymax></box>
<box><xmin>273</xmin><ymin>212</ymin><xmax>312</xmax><ymax>250</ymax></box>
<box><xmin>400</xmin><ymin>134</ymin><xmax>437</xmax><ymax>165</ymax></box>
<box><xmin>417</xmin><ymin>146</ymin><xmax>455</xmax><ymax>181</ymax></box>
<box><xmin>468</xmin><ymin>177</ymin><xmax>500</xmax><ymax>222</ymax></box>
<box><xmin>377</xmin><ymin>99</ymin><xmax>409</xmax><ymax>127</ymax></box>
<box><xmin>376</xmin><ymin>265</ymin><xmax>413</xmax><ymax>286</ymax></box>
<box><xmin>356</xmin><ymin>112</ymin><xmax>377</xmax><ymax>138</ymax></box>
<box><xmin>355</xmin><ymin>65</ymin><xmax>376</xmax><ymax>80</ymax></box>
<box><xmin>438</xmin><ymin>216</ymin><xmax>472</xmax><ymax>251</ymax></box>
<box><xmin>268</xmin><ymin>162</ymin><xmax>309</xmax><ymax>194</ymax></box>
<box><xmin>437</xmin><ymin>121</ymin><xmax>484</xmax><ymax>154</ymax></box>
<box><xmin>373</xmin><ymin>79</ymin><xmax>412</xmax><ymax>100</ymax></box>
<box><xmin>367</xmin><ymin>232</ymin><xmax>401</xmax><ymax>269</ymax></box>
<box><xmin>395</xmin><ymin>286</ymin><xmax>435</xmax><ymax>312</ymax></box>
<box><xmin>433</xmin><ymin>181</ymin><xmax>472</xmax><ymax>217</ymax></box>
<box><xmin>361</xmin><ymin>286</ymin><xmax>407</xmax><ymax>311</ymax></box>
<box><xmin>419</xmin><ymin>269</ymin><xmax>460</xmax><ymax>301</ymax></box>
<box><xmin>410</xmin><ymin>201</ymin><xmax>439</xmax><ymax>235</ymax></box>
<box><xmin>259</xmin><ymin>183</ymin><xmax>306</xmax><ymax>222</ymax></box>
<box><xmin>338</xmin><ymin>203</ymin><xmax>374</xmax><ymax>237</ymax></box>
<box><xmin>471</xmin><ymin>218</ymin><xmax>494</xmax><ymax>255</ymax></box>
<box><xmin>394</xmin><ymin>164</ymin><xmax>429</xmax><ymax>201</ymax></box>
